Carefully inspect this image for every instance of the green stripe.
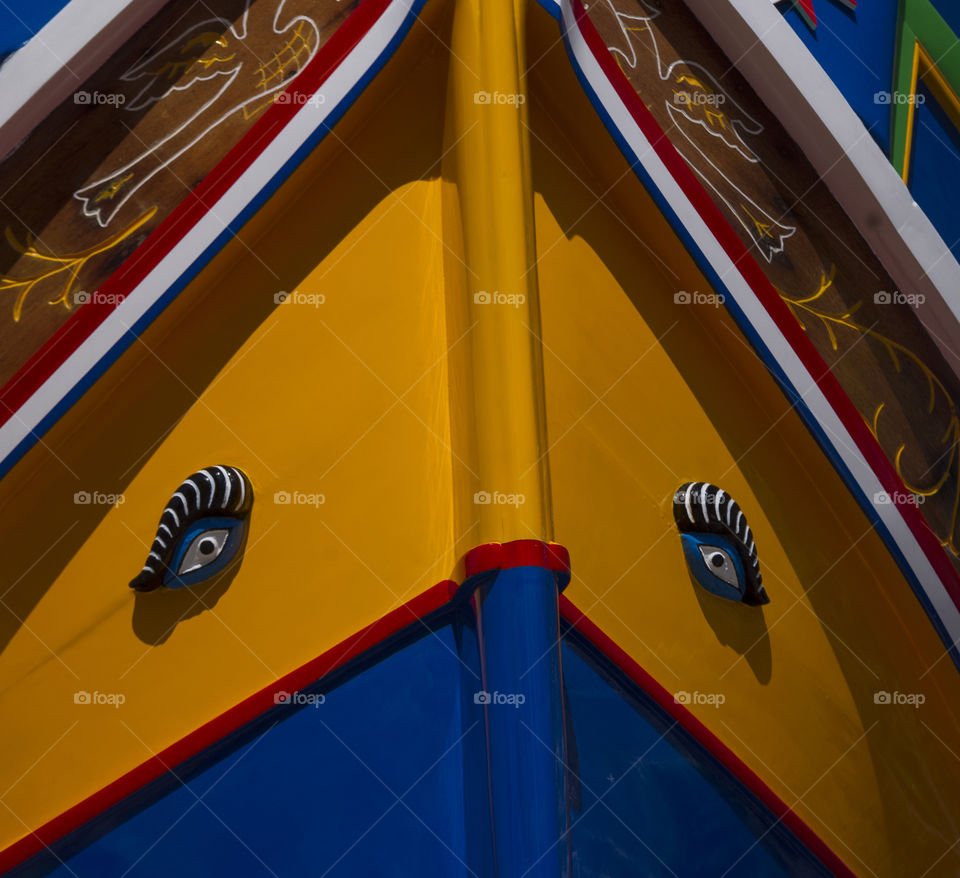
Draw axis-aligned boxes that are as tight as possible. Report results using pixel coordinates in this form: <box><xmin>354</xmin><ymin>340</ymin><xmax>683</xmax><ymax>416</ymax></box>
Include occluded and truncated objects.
<box><xmin>892</xmin><ymin>0</ymin><xmax>960</xmax><ymax>178</ymax></box>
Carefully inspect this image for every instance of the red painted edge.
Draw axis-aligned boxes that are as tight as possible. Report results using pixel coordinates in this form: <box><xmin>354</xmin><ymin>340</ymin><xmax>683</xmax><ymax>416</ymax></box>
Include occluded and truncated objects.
<box><xmin>0</xmin><ymin>0</ymin><xmax>393</xmax><ymax>425</ymax></box>
<box><xmin>463</xmin><ymin>539</ymin><xmax>571</xmax><ymax>580</ymax></box>
<box><xmin>796</xmin><ymin>0</ymin><xmax>818</xmax><ymax>29</ymax></box>
<box><xmin>571</xmin><ymin>2</ymin><xmax>960</xmax><ymax>612</ymax></box>
<box><xmin>559</xmin><ymin>595</ymin><xmax>858</xmax><ymax>878</ymax></box>
<box><xmin>0</xmin><ymin>579</ymin><xmax>455</xmax><ymax>874</ymax></box>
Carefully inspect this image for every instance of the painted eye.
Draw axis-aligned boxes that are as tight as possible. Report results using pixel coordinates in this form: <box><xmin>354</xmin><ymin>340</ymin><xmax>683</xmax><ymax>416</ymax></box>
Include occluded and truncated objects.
<box><xmin>130</xmin><ymin>466</ymin><xmax>252</xmax><ymax>592</ymax></box>
<box><xmin>673</xmin><ymin>482</ymin><xmax>768</xmax><ymax>605</ymax></box>
<box><xmin>178</xmin><ymin>528</ymin><xmax>230</xmax><ymax>575</ymax></box>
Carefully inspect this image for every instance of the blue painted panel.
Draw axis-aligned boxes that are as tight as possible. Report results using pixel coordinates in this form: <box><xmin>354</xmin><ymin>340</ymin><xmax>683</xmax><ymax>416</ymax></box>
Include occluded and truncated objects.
<box><xmin>24</xmin><ymin>609</ymin><xmax>838</xmax><ymax>877</ymax></box>
<box><xmin>908</xmin><ymin>79</ymin><xmax>960</xmax><ymax>260</ymax></box>
<box><xmin>780</xmin><ymin>0</ymin><xmax>900</xmax><ymax>153</ymax></box>
<box><xmin>37</xmin><ymin>623</ymin><xmax>476</xmax><ymax>878</ymax></box>
<box><xmin>451</xmin><ymin>610</ymin><xmax>497</xmax><ymax>876</ymax></box>
<box><xmin>561</xmin><ymin>632</ymin><xmax>833</xmax><ymax>877</ymax></box>
<box><xmin>0</xmin><ymin>1</ymin><xmax>70</xmax><ymax>60</ymax></box>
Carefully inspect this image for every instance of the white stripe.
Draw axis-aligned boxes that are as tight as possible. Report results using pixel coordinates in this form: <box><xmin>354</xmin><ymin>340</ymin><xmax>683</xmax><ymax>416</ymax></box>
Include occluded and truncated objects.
<box><xmin>183</xmin><ymin>478</ymin><xmax>201</xmax><ymax>508</ymax></box>
<box><xmin>685</xmin><ymin>0</ymin><xmax>960</xmax><ymax>376</ymax></box>
<box><xmin>200</xmin><ymin>470</ymin><xmax>216</xmax><ymax>506</ymax></box>
<box><xmin>684</xmin><ymin>484</ymin><xmax>696</xmax><ymax>525</ymax></box>
<box><xmin>235</xmin><ymin>469</ymin><xmax>246</xmax><ymax>511</ymax></box>
<box><xmin>0</xmin><ymin>0</ymin><xmax>167</xmax><ymax>160</ymax></box>
<box><xmin>714</xmin><ymin>489</ymin><xmax>724</xmax><ymax>522</ymax></box>
<box><xmin>216</xmin><ymin>465</ymin><xmax>231</xmax><ymax>510</ymax></box>
<box><xmin>699</xmin><ymin>485</ymin><xmax>710</xmax><ymax>523</ymax></box>
<box><xmin>0</xmin><ymin>0</ymin><xmax>419</xmax><ymax>476</ymax></box>
<box><xmin>559</xmin><ymin>0</ymin><xmax>960</xmax><ymax>650</ymax></box>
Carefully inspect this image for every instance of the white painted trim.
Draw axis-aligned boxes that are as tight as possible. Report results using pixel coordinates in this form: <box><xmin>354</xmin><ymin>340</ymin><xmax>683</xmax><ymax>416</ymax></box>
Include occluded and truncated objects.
<box><xmin>0</xmin><ymin>0</ymin><xmax>418</xmax><ymax>470</ymax></box>
<box><xmin>0</xmin><ymin>0</ymin><xmax>169</xmax><ymax>161</ymax></box>
<box><xmin>561</xmin><ymin>0</ymin><xmax>960</xmax><ymax>655</ymax></box>
<box><xmin>682</xmin><ymin>0</ymin><xmax>960</xmax><ymax>379</ymax></box>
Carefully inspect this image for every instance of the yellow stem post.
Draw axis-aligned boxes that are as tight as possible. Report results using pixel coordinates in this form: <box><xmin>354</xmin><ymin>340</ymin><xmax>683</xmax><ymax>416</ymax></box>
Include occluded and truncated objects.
<box><xmin>444</xmin><ymin>0</ymin><xmax>553</xmax><ymax>545</ymax></box>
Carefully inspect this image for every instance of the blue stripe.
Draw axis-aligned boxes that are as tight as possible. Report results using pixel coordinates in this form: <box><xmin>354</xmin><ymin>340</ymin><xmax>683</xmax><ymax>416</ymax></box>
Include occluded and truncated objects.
<box><xmin>534</xmin><ymin>0</ymin><xmax>562</xmax><ymax>21</ymax></box>
<box><xmin>0</xmin><ymin>0</ymin><xmax>70</xmax><ymax>59</ymax></box>
<box><xmin>0</xmin><ymin>0</ymin><xmax>427</xmax><ymax>482</ymax></box>
<box><xmin>558</xmin><ymin>13</ymin><xmax>960</xmax><ymax>671</ymax></box>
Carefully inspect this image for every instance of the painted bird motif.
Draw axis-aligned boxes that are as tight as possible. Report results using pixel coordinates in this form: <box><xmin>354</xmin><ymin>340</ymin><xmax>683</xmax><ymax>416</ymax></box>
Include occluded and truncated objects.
<box><xmin>73</xmin><ymin>0</ymin><xmax>321</xmax><ymax>228</ymax></box>
<box><xmin>599</xmin><ymin>0</ymin><xmax>796</xmax><ymax>263</ymax></box>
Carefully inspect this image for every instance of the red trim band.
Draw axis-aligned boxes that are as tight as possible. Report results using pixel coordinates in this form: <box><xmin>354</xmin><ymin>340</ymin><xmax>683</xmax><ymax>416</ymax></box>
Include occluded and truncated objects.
<box><xmin>0</xmin><ymin>579</ymin><xmax>454</xmax><ymax>874</ymax></box>
<box><xmin>559</xmin><ymin>595</ymin><xmax>857</xmax><ymax>878</ymax></box>
<box><xmin>571</xmin><ymin>1</ymin><xmax>960</xmax><ymax>613</ymax></box>
<box><xmin>463</xmin><ymin>539</ymin><xmax>571</xmax><ymax>583</ymax></box>
<box><xmin>0</xmin><ymin>0</ymin><xmax>393</xmax><ymax>426</ymax></box>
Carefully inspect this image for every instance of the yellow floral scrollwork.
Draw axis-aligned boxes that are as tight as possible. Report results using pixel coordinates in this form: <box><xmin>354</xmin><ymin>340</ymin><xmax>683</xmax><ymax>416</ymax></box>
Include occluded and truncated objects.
<box><xmin>778</xmin><ymin>266</ymin><xmax>960</xmax><ymax>555</ymax></box>
<box><xmin>0</xmin><ymin>207</ymin><xmax>157</xmax><ymax>321</ymax></box>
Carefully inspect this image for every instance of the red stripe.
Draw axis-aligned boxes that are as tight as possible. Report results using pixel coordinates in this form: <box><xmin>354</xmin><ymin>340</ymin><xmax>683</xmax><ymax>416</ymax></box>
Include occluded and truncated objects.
<box><xmin>0</xmin><ymin>579</ymin><xmax>455</xmax><ymax>873</ymax></box>
<box><xmin>559</xmin><ymin>596</ymin><xmax>858</xmax><ymax>878</ymax></box>
<box><xmin>463</xmin><ymin>539</ymin><xmax>571</xmax><ymax>579</ymax></box>
<box><xmin>0</xmin><ymin>0</ymin><xmax>394</xmax><ymax>427</ymax></box>
<box><xmin>796</xmin><ymin>0</ymin><xmax>818</xmax><ymax>28</ymax></box>
<box><xmin>571</xmin><ymin>2</ymin><xmax>960</xmax><ymax>612</ymax></box>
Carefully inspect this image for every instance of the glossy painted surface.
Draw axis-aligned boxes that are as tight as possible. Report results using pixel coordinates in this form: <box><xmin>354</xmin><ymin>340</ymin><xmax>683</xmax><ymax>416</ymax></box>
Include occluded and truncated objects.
<box><xmin>931</xmin><ymin>0</ymin><xmax>960</xmax><ymax>34</ymax></box>
<box><xmin>780</xmin><ymin>0</ymin><xmax>899</xmax><ymax>152</ymax></box>
<box><xmin>0</xmin><ymin>1</ymin><xmax>70</xmax><ymax>58</ymax></box>
<box><xmin>0</xmin><ymin>0</ymin><xmax>363</xmax><ymax>387</ymax></box>
<box><xmin>527</xmin><ymin>8</ymin><xmax>960</xmax><ymax>873</ymax></box>
<box><xmin>779</xmin><ymin>0</ymin><xmax>960</xmax><ymax>262</ymax></box>
<box><xmin>0</xmin><ymin>5</ymin><xmax>465</xmax><ymax>850</ymax></box>
<box><xmin>33</xmin><ymin>624</ymin><xmax>475</xmax><ymax>877</ymax></box>
<box><xmin>470</xmin><ymin>566</ymin><xmax>568</xmax><ymax>876</ymax></box>
<box><xmin>18</xmin><ymin>610</ymin><xmax>838</xmax><ymax>877</ymax></box>
<box><xmin>909</xmin><ymin>79</ymin><xmax>960</xmax><ymax>261</ymax></box>
<box><xmin>3</xmin><ymin>0</ymin><xmax>960</xmax><ymax>873</ymax></box>
<box><xmin>443</xmin><ymin>0</ymin><xmax>553</xmax><ymax>545</ymax></box>
<box><xmin>562</xmin><ymin>632</ymin><xmax>831</xmax><ymax>877</ymax></box>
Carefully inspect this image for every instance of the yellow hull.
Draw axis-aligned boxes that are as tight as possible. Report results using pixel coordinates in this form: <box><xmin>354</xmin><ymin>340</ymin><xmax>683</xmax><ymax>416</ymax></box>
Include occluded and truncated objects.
<box><xmin>1</xmin><ymin>1</ymin><xmax>959</xmax><ymax>874</ymax></box>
